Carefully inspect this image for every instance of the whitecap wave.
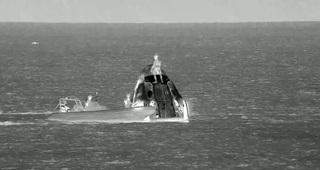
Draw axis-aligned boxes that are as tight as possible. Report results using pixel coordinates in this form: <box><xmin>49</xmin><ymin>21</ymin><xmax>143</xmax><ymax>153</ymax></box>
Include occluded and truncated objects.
<box><xmin>3</xmin><ymin>111</ymin><xmax>53</xmax><ymax>115</ymax></box>
<box><xmin>0</xmin><ymin>121</ymin><xmax>35</xmax><ymax>126</ymax></box>
<box><xmin>185</xmin><ymin>97</ymin><xmax>198</xmax><ymax>116</ymax></box>
<box><xmin>104</xmin><ymin>160</ymin><xmax>131</xmax><ymax>164</ymax></box>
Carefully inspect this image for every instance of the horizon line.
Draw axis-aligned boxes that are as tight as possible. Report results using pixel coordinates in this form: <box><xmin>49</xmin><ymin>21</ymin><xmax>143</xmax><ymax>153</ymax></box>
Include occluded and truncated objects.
<box><xmin>0</xmin><ymin>20</ymin><xmax>320</xmax><ymax>24</ymax></box>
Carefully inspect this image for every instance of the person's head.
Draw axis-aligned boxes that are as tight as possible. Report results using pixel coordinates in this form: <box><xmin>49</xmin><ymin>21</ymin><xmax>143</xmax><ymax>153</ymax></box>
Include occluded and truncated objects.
<box><xmin>126</xmin><ymin>93</ymin><xmax>131</xmax><ymax>98</ymax></box>
<box><xmin>88</xmin><ymin>95</ymin><xmax>93</xmax><ymax>101</ymax></box>
<box><xmin>138</xmin><ymin>75</ymin><xmax>145</xmax><ymax>81</ymax></box>
<box><xmin>154</xmin><ymin>54</ymin><xmax>159</xmax><ymax>60</ymax></box>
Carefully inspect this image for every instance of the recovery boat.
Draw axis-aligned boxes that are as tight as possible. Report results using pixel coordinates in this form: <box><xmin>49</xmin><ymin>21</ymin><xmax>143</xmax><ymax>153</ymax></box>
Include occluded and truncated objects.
<box><xmin>48</xmin><ymin>92</ymin><xmax>157</xmax><ymax>123</ymax></box>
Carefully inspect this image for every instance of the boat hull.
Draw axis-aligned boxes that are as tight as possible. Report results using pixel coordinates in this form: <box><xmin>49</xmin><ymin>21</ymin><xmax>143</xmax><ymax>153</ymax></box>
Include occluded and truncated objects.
<box><xmin>147</xmin><ymin>118</ymin><xmax>189</xmax><ymax>123</ymax></box>
<box><xmin>47</xmin><ymin>107</ymin><xmax>155</xmax><ymax>123</ymax></box>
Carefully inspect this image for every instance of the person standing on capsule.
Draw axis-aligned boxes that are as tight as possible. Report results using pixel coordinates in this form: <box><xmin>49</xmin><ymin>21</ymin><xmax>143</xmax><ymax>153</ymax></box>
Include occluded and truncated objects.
<box><xmin>151</xmin><ymin>53</ymin><xmax>163</xmax><ymax>83</ymax></box>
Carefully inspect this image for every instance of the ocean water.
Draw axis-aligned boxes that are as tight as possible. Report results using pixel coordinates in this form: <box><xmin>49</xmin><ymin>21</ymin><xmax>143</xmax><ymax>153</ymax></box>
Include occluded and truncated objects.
<box><xmin>0</xmin><ymin>22</ymin><xmax>320</xmax><ymax>169</ymax></box>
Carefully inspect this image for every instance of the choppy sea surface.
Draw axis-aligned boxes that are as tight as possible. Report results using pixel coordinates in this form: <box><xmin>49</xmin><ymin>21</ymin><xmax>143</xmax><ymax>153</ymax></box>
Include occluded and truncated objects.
<box><xmin>0</xmin><ymin>22</ymin><xmax>320</xmax><ymax>169</ymax></box>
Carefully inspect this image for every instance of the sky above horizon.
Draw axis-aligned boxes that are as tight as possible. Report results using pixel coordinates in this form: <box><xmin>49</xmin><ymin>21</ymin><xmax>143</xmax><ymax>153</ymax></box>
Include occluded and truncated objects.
<box><xmin>0</xmin><ymin>0</ymin><xmax>319</xmax><ymax>23</ymax></box>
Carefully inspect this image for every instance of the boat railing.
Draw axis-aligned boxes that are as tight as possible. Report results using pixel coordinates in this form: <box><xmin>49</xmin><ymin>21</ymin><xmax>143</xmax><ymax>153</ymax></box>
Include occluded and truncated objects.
<box><xmin>54</xmin><ymin>96</ymin><xmax>84</xmax><ymax>111</ymax></box>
